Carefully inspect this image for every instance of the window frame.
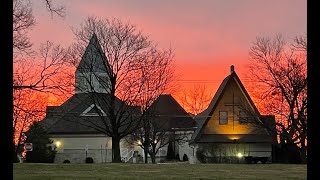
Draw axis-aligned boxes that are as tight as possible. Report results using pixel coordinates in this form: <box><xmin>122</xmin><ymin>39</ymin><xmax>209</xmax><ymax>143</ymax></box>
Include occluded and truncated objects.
<box><xmin>219</xmin><ymin>111</ymin><xmax>228</xmax><ymax>125</ymax></box>
<box><xmin>239</xmin><ymin>111</ymin><xmax>247</xmax><ymax>124</ymax></box>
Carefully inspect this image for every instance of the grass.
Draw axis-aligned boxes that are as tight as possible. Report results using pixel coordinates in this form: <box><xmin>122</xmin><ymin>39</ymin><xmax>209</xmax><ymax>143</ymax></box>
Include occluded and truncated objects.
<box><xmin>13</xmin><ymin>163</ymin><xmax>307</xmax><ymax>180</ymax></box>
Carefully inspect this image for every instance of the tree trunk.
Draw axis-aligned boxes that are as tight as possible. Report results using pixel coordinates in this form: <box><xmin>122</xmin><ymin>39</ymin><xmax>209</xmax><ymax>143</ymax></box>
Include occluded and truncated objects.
<box><xmin>151</xmin><ymin>153</ymin><xmax>156</xmax><ymax>164</ymax></box>
<box><xmin>144</xmin><ymin>144</ymin><xmax>148</xmax><ymax>164</ymax></box>
<box><xmin>299</xmin><ymin>144</ymin><xmax>307</xmax><ymax>164</ymax></box>
<box><xmin>112</xmin><ymin>136</ymin><xmax>121</xmax><ymax>163</ymax></box>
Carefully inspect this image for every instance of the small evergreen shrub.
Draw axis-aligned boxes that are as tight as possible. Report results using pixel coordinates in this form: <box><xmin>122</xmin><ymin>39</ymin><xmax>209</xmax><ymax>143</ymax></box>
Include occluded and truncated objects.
<box><xmin>175</xmin><ymin>154</ymin><xmax>180</xmax><ymax>161</ymax></box>
<box><xmin>85</xmin><ymin>157</ymin><xmax>94</xmax><ymax>163</ymax></box>
<box><xmin>196</xmin><ymin>149</ymin><xmax>206</xmax><ymax>163</ymax></box>
<box><xmin>63</xmin><ymin>160</ymin><xmax>70</xmax><ymax>163</ymax></box>
<box><xmin>183</xmin><ymin>154</ymin><xmax>188</xmax><ymax>161</ymax></box>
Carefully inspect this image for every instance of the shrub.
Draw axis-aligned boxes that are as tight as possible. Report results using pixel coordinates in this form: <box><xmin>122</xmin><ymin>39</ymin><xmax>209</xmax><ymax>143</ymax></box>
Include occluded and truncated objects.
<box><xmin>175</xmin><ymin>154</ymin><xmax>180</xmax><ymax>161</ymax></box>
<box><xmin>196</xmin><ymin>149</ymin><xmax>206</xmax><ymax>163</ymax></box>
<box><xmin>63</xmin><ymin>160</ymin><xmax>70</xmax><ymax>163</ymax></box>
<box><xmin>25</xmin><ymin>122</ymin><xmax>57</xmax><ymax>163</ymax></box>
<box><xmin>166</xmin><ymin>142</ymin><xmax>175</xmax><ymax>160</ymax></box>
<box><xmin>183</xmin><ymin>154</ymin><xmax>188</xmax><ymax>161</ymax></box>
<box><xmin>85</xmin><ymin>157</ymin><xmax>94</xmax><ymax>163</ymax></box>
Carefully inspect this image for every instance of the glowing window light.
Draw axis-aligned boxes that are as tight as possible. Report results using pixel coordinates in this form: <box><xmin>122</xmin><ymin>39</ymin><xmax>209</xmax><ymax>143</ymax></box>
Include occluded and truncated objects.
<box><xmin>237</xmin><ymin>152</ymin><xmax>243</xmax><ymax>158</ymax></box>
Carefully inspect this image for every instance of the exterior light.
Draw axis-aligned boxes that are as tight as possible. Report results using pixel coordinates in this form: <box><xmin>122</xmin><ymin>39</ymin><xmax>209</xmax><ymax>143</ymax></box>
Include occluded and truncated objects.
<box><xmin>237</xmin><ymin>153</ymin><xmax>243</xmax><ymax>158</ymax></box>
<box><xmin>137</xmin><ymin>140</ymin><xmax>142</xmax><ymax>145</ymax></box>
<box><xmin>55</xmin><ymin>141</ymin><xmax>61</xmax><ymax>148</ymax></box>
<box><xmin>154</xmin><ymin>140</ymin><xmax>157</xmax><ymax>144</ymax></box>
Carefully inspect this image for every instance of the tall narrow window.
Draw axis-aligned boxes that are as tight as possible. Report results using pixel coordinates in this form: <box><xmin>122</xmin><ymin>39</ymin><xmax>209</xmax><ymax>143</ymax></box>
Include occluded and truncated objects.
<box><xmin>219</xmin><ymin>111</ymin><xmax>228</xmax><ymax>125</ymax></box>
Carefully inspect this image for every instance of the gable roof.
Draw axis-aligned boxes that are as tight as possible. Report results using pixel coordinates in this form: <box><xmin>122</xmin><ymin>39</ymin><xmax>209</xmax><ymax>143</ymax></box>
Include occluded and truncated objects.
<box><xmin>190</xmin><ymin>69</ymin><xmax>262</xmax><ymax>144</ymax></box>
<box><xmin>76</xmin><ymin>33</ymin><xmax>110</xmax><ymax>74</ymax></box>
<box><xmin>40</xmin><ymin>93</ymin><xmax>140</xmax><ymax>134</ymax></box>
<box><xmin>147</xmin><ymin>94</ymin><xmax>196</xmax><ymax>131</ymax></box>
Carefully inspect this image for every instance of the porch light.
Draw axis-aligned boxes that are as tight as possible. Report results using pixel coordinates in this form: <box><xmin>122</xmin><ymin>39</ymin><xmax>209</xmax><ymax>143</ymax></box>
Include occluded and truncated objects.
<box><xmin>55</xmin><ymin>141</ymin><xmax>61</xmax><ymax>148</ymax></box>
<box><xmin>237</xmin><ymin>152</ymin><xmax>243</xmax><ymax>158</ymax></box>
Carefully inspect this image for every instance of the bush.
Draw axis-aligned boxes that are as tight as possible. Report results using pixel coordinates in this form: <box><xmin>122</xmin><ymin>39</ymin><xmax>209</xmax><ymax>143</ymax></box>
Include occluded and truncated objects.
<box><xmin>175</xmin><ymin>154</ymin><xmax>180</xmax><ymax>161</ymax></box>
<box><xmin>196</xmin><ymin>149</ymin><xmax>206</xmax><ymax>163</ymax></box>
<box><xmin>63</xmin><ymin>160</ymin><xmax>70</xmax><ymax>163</ymax></box>
<box><xmin>166</xmin><ymin>142</ymin><xmax>175</xmax><ymax>160</ymax></box>
<box><xmin>25</xmin><ymin>122</ymin><xmax>57</xmax><ymax>163</ymax></box>
<box><xmin>85</xmin><ymin>157</ymin><xmax>94</xmax><ymax>163</ymax></box>
<box><xmin>183</xmin><ymin>154</ymin><xmax>188</xmax><ymax>161</ymax></box>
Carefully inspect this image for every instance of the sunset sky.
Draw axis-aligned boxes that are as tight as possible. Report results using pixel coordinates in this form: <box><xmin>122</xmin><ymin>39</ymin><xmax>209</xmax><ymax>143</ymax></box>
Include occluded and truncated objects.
<box><xmin>28</xmin><ymin>0</ymin><xmax>307</xmax><ymax>106</ymax></box>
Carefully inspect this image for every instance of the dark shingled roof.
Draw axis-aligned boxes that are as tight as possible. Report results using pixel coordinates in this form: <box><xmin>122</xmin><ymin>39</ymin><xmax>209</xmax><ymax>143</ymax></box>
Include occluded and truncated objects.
<box><xmin>41</xmin><ymin>93</ymin><xmax>196</xmax><ymax>135</ymax></box>
<box><xmin>147</xmin><ymin>94</ymin><xmax>196</xmax><ymax>131</ymax></box>
<box><xmin>190</xmin><ymin>70</ymin><xmax>273</xmax><ymax>144</ymax></box>
<box><xmin>40</xmin><ymin>93</ymin><xmax>140</xmax><ymax>134</ymax></box>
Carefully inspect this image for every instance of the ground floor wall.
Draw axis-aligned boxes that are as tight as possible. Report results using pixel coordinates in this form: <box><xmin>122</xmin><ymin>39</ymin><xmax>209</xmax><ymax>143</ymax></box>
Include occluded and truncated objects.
<box><xmin>51</xmin><ymin>135</ymin><xmax>133</xmax><ymax>163</ymax></box>
<box><xmin>193</xmin><ymin>143</ymin><xmax>272</xmax><ymax>164</ymax></box>
<box><xmin>50</xmin><ymin>131</ymin><xmax>196</xmax><ymax>164</ymax></box>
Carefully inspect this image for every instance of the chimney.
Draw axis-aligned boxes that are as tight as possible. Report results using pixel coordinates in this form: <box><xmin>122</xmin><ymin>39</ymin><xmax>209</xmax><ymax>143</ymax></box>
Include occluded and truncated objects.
<box><xmin>230</xmin><ymin>65</ymin><xmax>235</xmax><ymax>74</ymax></box>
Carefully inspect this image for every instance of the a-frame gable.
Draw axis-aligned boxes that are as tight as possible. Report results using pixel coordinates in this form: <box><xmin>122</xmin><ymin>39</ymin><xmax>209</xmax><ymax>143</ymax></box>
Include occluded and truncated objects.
<box><xmin>190</xmin><ymin>68</ymin><xmax>263</xmax><ymax>143</ymax></box>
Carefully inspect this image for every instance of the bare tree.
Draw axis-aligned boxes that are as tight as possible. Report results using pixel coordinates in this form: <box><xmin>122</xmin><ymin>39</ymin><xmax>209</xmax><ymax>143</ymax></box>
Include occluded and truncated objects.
<box><xmin>13</xmin><ymin>42</ymin><xmax>72</xmax><ymax>158</ymax></box>
<box><xmin>247</xmin><ymin>34</ymin><xmax>307</xmax><ymax>163</ymax></box>
<box><xmin>178</xmin><ymin>84</ymin><xmax>213</xmax><ymax>116</ymax></box>
<box><xmin>12</xmin><ymin>0</ymin><xmax>68</xmax><ymax>160</ymax></box>
<box><xmin>13</xmin><ymin>89</ymin><xmax>48</xmax><ymax>155</ymax></box>
<box><xmin>124</xmin><ymin>48</ymin><xmax>175</xmax><ymax>163</ymax></box>
<box><xmin>13</xmin><ymin>0</ymin><xmax>36</xmax><ymax>56</ymax></box>
<box><xmin>13</xmin><ymin>0</ymin><xmax>66</xmax><ymax>58</ymax></box>
<box><xmin>43</xmin><ymin>0</ymin><xmax>66</xmax><ymax>17</ymax></box>
<box><xmin>13</xmin><ymin>0</ymin><xmax>67</xmax><ymax>79</ymax></box>
<box><xmin>129</xmin><ymin>110</ymin><xmax>190</xmax><ymax>164</ymax></box>
<box><xmin>13</xmin><ymin>41</ymin><xmax>71</xmax><ymax>93</ymax></box>
<box><xmin>68</xmin><ymin>16</ymin><xmax>175</xmax><ymax>162</ymax></box>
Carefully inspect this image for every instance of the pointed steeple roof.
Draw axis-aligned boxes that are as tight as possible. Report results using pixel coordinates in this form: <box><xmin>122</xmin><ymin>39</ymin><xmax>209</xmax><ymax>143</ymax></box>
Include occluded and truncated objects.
<box><xmin>190</xmin><ymin>66</ymin><xmax>262</xmax><ymax>143</ymax></box>
<box><xmin>76</xmin><ymin>33</ymin><xmax>110</xmax><ymax>74</ymax></box>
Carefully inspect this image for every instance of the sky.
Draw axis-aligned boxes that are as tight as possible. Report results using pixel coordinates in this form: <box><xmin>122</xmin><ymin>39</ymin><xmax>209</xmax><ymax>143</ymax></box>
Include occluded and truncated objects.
<box><xmin>28</xmin><ymin>0</ymin><xmax>307</xmax><ymax>105</ymax></box>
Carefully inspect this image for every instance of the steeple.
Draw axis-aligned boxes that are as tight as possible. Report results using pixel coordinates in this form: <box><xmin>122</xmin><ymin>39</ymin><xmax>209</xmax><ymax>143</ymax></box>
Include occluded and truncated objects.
<box><xmin>76</xmin><ymin>33</ymin><xmax>109</xmax><ymax>74</ymax></box>
<box><xmin>75</xmin><ymin>33</ymin><xmax>111</xmax><ymax>94</ymax></box>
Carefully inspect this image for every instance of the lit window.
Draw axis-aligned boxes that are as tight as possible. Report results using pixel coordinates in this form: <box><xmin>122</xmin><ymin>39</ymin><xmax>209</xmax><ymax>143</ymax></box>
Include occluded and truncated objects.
<box><xmin>219</xmin><ymin>111</ymin><xmax>228</xmax><ymax>125</ymax></box>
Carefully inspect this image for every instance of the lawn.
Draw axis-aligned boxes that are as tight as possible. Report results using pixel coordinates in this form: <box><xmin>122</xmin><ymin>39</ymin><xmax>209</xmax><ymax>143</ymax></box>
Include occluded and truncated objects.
<box><xmin>13</xmin><ymin>163</ymin><xmax>307</xmax><ymax>180</ymax></box>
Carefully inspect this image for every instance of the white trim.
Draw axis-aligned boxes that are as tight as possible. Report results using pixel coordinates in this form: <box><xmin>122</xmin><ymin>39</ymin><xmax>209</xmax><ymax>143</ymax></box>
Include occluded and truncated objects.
<box><xmin>80</xmin><ymin>104</ymin><xmax>107</xmax><ymax>116</ymax></box>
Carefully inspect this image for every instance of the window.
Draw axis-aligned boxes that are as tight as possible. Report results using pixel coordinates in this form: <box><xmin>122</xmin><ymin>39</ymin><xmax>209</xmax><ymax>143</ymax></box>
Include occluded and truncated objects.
<box><xmin>219</xmin><ymin>111</ymin><xmax>228</xmax><ymax>125</ymax></box>
<box><xmin>239</xmin><ymin>111</ymin><xmax>247</xmax><ymax>124</ymax></box>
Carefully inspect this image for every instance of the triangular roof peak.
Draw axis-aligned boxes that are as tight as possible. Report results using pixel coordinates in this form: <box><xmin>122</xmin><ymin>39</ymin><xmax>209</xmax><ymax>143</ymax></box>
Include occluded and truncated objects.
<box><xmin>76</xmin><ymin>33</ymin><xmax>110</xmax><ymax>74</ymax></box>
<box><xmin>190</xmin><ymin>65</ymin><xmax>261</xmax><ymax>143</ymax></box>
